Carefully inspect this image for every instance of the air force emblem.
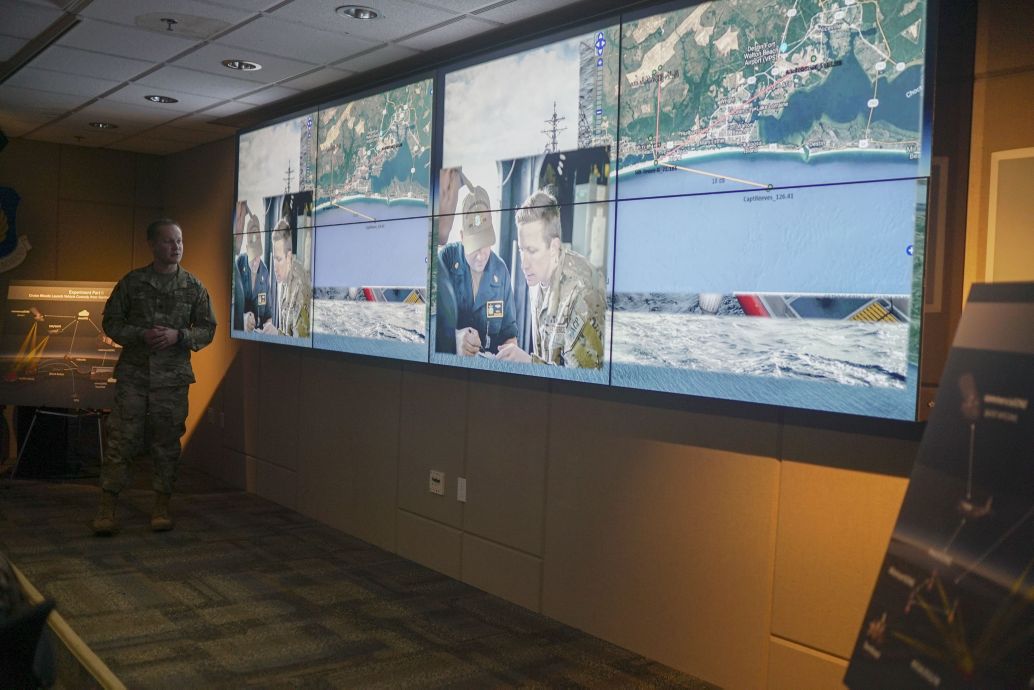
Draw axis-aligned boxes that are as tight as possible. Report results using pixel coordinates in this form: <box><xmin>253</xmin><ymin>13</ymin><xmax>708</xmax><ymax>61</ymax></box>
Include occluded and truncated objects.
<box><xmin>0</xmin><ymin>187</ymin><xmax>30</xmax><ymax>273</ymax></box>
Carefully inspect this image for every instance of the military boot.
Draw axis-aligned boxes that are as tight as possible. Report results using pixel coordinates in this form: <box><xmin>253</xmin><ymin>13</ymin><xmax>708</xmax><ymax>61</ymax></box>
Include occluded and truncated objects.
<box><xmin>92</xmin><ymin>491</ymin><xmax>119</xmax><ymax>536</ymax></box>
<box><xmin>151</xmin><ymin>492</ymin><xmax>173</xmax><ymax>532</ymax></box>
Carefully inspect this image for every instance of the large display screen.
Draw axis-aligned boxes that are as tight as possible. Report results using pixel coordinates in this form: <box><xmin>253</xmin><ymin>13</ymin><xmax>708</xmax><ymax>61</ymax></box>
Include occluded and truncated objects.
<box><xmin>233</xmin><ymin>0</ymin><xmax>932</xmax><ymax>420</ymax></box>
<box><xmin>233</xmin><ymin>112</ymin><xmax>316</xmax><ymax>346</ymax></box>
<box><xmin>312</xmin><ymin>78</ymin><xmax>434</xmax><ymax>361</ymax></box>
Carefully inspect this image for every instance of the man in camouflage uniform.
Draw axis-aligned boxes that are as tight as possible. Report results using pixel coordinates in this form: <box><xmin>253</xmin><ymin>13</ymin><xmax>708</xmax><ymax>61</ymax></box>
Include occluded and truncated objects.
<box><xmin>93</xmin><ymin>219</ymin><xmax>216</xmax><ymax>535</ymax></box>
<box><xmin>496</xmin><ymin>191</ymin><xmax>606</xmax><ymax>368</ymax></box>
<box><xmin>259</xmin><ymin>220</ymin><xmax>311</xmax><ymax>338</ymax></box>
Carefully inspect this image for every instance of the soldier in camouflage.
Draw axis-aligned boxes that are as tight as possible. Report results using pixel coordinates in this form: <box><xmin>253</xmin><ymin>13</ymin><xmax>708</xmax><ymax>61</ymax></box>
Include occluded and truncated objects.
<box><xmin>496</xmin><ymin>191</ymin><xmax>606</xmax><ymax>368</ymax></box>
<box><xmin>92</xmin><ymin>219</ymin><xmax>216</xmax><ymax>535</ymax></box>
<box><xmin>260</xmin><ymin>220</ymin><xmax>311</xmax><ymax>338</ymax></box>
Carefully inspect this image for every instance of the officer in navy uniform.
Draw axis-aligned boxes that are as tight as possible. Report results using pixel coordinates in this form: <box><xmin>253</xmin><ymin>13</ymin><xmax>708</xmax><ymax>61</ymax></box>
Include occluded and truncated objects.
<box><xmin>437</xmin><ymin>186</ymin><xmax>518</xmax><ymax>355</ymax></box>
<box><xmin>237</xmin><ymin>228</ymin><xmax>271</xmax><ymax>331</ymax></box>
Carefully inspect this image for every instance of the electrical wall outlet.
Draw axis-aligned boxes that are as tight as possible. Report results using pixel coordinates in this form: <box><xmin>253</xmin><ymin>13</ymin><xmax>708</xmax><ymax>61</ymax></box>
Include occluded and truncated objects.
<box><xmin>429</xmin><ymin>470</ymin><xmax>445</xmax><ymax>496</ymax></box>
<box><xmin>457</xmin><ymin>477</ymin><xmax>466</xmax><ymax>503</ymax></box>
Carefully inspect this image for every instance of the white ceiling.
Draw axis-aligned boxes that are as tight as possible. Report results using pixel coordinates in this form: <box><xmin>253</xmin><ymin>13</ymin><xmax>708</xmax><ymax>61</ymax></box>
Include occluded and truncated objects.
<box><xmin>0</xmin><ymin>0</ymin><xmax>583</xmax><ymax>155</ymax></box>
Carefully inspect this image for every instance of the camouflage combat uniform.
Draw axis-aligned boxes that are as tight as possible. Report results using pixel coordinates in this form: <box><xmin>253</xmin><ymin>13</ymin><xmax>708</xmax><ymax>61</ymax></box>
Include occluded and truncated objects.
<box><xmin>101</xmin><ymin>265</ymin><xmax>216</xmax><ymax>494</ymax></box>
<box><xmin>275</xmin><ymin>257</ymin><xmax>311</xmax><ymax>337</ymax></box>
<box><xmin>530</xmin><ymin>248</ymin><xmax>606</xmax><ymax>368</ymax></box>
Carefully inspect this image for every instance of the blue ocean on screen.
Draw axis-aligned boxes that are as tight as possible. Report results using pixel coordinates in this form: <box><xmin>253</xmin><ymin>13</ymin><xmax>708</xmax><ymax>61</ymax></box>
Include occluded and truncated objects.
<box><xmin>613</xmin><ymin>158</ymin><xmax>923</xmax><ymax>296</ymax></box>
<box><xmin>314</xmin><ymin>196</ymin><xmax>430</xmax><ymax>227</ymax></box>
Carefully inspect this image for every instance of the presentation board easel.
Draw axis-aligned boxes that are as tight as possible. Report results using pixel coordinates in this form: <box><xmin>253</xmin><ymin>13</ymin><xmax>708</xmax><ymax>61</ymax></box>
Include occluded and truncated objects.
<box><xmin>3</xmin><ymin>408</ymin><xmax>105</xmax><ymax>481</ymax></box>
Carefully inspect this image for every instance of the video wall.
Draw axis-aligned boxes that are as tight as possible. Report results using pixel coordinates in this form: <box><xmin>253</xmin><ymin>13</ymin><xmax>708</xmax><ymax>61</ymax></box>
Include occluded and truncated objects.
<box><xmin>233</xmin><ymin>0</ymin><xmax>932</xmax><ymax>420</ymax></box>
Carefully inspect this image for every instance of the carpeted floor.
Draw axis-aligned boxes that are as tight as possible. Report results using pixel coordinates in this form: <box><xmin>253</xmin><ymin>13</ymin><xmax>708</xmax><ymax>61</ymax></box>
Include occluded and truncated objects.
<box><xmin>0</xmin><ymin>466</ymin><xmax>717</xmax><ymax>689</ymax></box>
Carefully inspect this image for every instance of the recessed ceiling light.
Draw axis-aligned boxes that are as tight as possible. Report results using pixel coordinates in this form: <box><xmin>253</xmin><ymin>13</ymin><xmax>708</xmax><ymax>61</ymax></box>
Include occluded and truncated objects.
<box><xmin>222</xmin><ymin>59</ymin><xmax>261</xmax><ymax>71</ymax></box>
<box><xmin>145</xmin><ymin>94</ymin><xmax>179</xmax><ymax>104</ymax></box>
<box><xmin>89</xmin><ymin>122</ymin><xmax>118</xmax><ymax>129</ymax></box>
<box><xmin>336</xmin><ymin>5</ymin><xmax>379</xmax><ymax>20</ymax></box>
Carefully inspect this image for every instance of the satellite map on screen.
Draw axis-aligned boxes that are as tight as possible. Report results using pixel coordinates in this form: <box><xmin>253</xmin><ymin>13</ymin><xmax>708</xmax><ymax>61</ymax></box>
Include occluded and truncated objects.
<box><xmin>617</xmin><ymin>0</ymin><xmax>928</xmax><ymax>196</ymax></box>
<box><xmin>316</xmin><ymin>79</ymin><xmax>434</xmax><ymax>226</ymax></box>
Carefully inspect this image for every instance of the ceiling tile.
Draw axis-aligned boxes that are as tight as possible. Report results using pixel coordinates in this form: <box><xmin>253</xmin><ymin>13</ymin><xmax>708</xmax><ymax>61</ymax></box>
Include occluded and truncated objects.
<box><xmin>79</xmin><ymin>0</ymin><xmax>255</xmax><ymax>30</ymax></box>
<box><xmin>52</xmin><ymin>113</ymin><xmax>148</xmax><ymax>138</ymax></box>
<box><xmin>331</xmin><ymin>44</ymin><xmax>421</xmax><ymax>72</ymax></box>
<box><xmin>20</xmin><ymin>0</ymin><xmax>80</xmax><ymax>10</ymax></box>
<box><xmin>161</xmin><ymin>118</ymin><xmax>237</xmax><ymax>137</ymax></box>
<box><xmin>269</xmin><ymin>0</ymin><xmax>456</xmax><ymax>43</ymax></box>
<box><xmin>0</xmin><ymin>101</ymin><xmax>66</xmax><ymax>122</ymax></box>
<box><xmin>57</xmin><ymin>18</ymin><xmax>201</xmax><ymax>62</ymax></box>
<box><xmin>0</xmin><ymin>0</ymin><xmax>65</xmax><ymax>39</ymax></box>
<box><xmin>171</xmin><ymin>43</ymin><xmax>317</xmax><ymax>84</ymax></box>
<box><xmin>212</xmin><ymin>15</ymin><xmax>381</xmax><ymax>65</ymax></box>
<box><xmin>397</xmin><ymin>16</ymin><xmax>499</xmax><ymax>51</ymax></box>
<box><xmin>76</xmin><ymin>99</ymin><xmax>184</xmax><ymax>127</ymax></box>
<box><xmin>416</xmin><ymin>0</ymin><xmax>499</xmax><ymax>12</ymax></box>
<box><xmin>3</xmin><ymin>66</ymin><xmax>123</xmax><ymax>98</ymax></box>
<box><xmin>186</xmin><ymin>0</ymin><xmax>283</xmax><ymax>10</ymax></box>
<box><xmin>108</xmin><ymin>136</ymin><xmax>192</xmax><ymax>155</ymax></box>
<box><xmin>144</xmin><ymin>124</ymin><xmax>229</xmax><ymax>144</ymax></box>
<box><xmin>0</xmin><ymin>85</ymin><xmax>91</xmax><ymax>112</ymax></box>
<box><xmin>0</xmin><ymin>115</ymin><xmax>44</xmax><ymax>138</ymax></box>
<box><xmin>234</xmin><ymin>84</ymin><xmax>302</xmax><ymax>106</ymax></box>
<box><xmin>0</xmin><ymin>34</ymin><xmax>27</xmax><ymax>61</ymax></box>
<box><xmin>278</xmin><ymin>67</ymin><xmax>354</xmax><ymax>92</ymax></box>
<box><xmin>104</xmin><ymin>83</ymin><xmax>225</xmax><ymax>112</ymax></box>
<box><xmin>26</xmin><ymin>122</ymin><xmax>128</xmax><ymax>147</ymax></box>
<box><xmin>138</xmin><ymin>125</ymin><xmax>211</xmax><ymax>144</ymax></box>
<box><xmin>135</xmin><ymin>65</ymin><xmax>265</xmax><ymax>99</ymax></box>
<box><xmin>28</xmin><ymin>46</ymin><xmax>155</xmax><ymax>82</ymax></box>
<box><xmin>195</xmin><ymin>100</ymin><xmax>255</xmax><ymax>118</ymax></box>
<box><xmin>473</xmin><ymin>0</ymin><xmax>574</xmax><ymax>23</ymax></box>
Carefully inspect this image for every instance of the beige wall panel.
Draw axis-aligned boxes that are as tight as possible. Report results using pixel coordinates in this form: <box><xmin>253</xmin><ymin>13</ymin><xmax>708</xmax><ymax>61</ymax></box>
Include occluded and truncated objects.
<box><xmin>767</xmin><ymin>637</ymin><xmax>848</xmax><ymax>690</ymax></box>
<box><xmin>463</xmin><ymin>373</ymin><xmax>548</xmax><ymax>555</ymax></box>
<box><xmin>130</xmin><ymin>207</ymin><xmax>164</xmax><ymax>268</ymax></box>
<box><xmin>542</xmin><ymin>392</ymin><xmax>781</xmax><ymax>690</ymax></box>
<box><xmin>246</xmin><ymin>455</ymin><xmax>298</xmax><ymax>511</ymax></box>
<box><xmin>182</xmin><ymin>397</ymin><xmax>222</xmax><ymax>468</ymax></box>
<box><xmin>781</xmin><ymin>420</ymin><xmax>920</xmax><ymax>476</ymax></box>
<box><xmin>397</xmin><ymin>365</ymin><xmax>467</xmax><ymax>527</ymax></box>
<box><xmin>162</xmin><ymin>139</ymin><xmax>236</xmax><ymax>469</ymax></box>
<box><xmin>59</xmin><ymin>146</ymin><xmax>137</xmax><ymax>204</ymax></box>
<box><xmin>397</xmin><ymin>510</ymin><xmax>462</xmax><ymax>580</ymax></box>
<box><xmin>56</xmin><ymin>200</ymin><xmax>133</xmax><ymax>281</ymax></box>
<box><xmin>976</xmin><ymin>72</ymin><xmax>1034</xmax><ymax>154</ymax></box>
<box><xmin>0</xmin><ymin>139</ymin><xmax>60</xmax><ymax>279</ymax></box>
<box><xmin>211</xmin><ymin>447</ymin><xmax>247</xmax><ymax>490</ymax></box>
<box><xmin>461</xmin><ymin>533</ymin><xmax>542</xmax><ymax>612</ymax></box>
<box><xmin>974</xmin><ymin>0</ymin><xmax>1034</xmax><ymax>75</ymax></box>
<box><xmin>0</xmin><ymin>139</ymin><xmax>59</xmax><ymax>194</ymax></box>
<box><xmin>296</xmin><ymin>352</ymin><xmax>401</xmax><ymax>552</ymax></box>
<box><xmin>256</xmin><ymin>345</ymin><xmax>301</xmax><ymax>470</ymax></box>
<box><xmin>133</xmin><ymin>154</ymin><xmax>164</xmax><ymax>208</ymax></box>
<box><xmin>988</xmin><ymin>155</ymin><xmax>1034</xmax><ymax>281</ymax></box>
<box><xmin>772</xmin><ymin>456</ymin><xmax>909</xmax><ymax>658</ymax></box>
<box><xmin>966</xmin><ymin>71</ymin><xmax>1034</xmax><ymax>290</ymax></box>
<box><xmin>220</xmin><ymin>349</ymin><xmax>248</xmax><ymax>454</ymax></box>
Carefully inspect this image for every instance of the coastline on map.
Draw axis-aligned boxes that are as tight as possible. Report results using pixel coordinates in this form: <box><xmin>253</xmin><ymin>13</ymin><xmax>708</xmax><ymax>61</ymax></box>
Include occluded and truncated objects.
<box><xmin>614</xmin><ymin>147</ymin><xmax>917</xmax><ymax>180</ymax></box>
<box><xmin>315</xmin><ymin>195</ymin><xmax>429</xmax><ymax>213</ymax></box>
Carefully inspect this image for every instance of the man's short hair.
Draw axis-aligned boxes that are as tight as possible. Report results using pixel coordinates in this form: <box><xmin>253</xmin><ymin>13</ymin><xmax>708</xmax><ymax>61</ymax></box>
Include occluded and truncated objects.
<box><xmin>515</xmin><ymin>191</ymin><xmax>561</xmax><ymax>243</ymax></box>
<box><xmin>146</xmin><ymin>218</ymin><xmax>179</xmax><ymax>242</ymax></box>
<box><xmin>271</xmin><ymin>219</ymin><xmax>293</xmax><ymax>253</ymax></box>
